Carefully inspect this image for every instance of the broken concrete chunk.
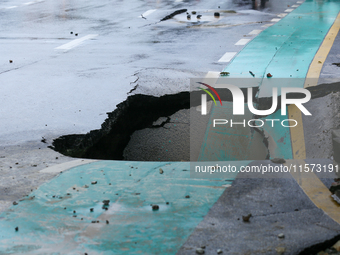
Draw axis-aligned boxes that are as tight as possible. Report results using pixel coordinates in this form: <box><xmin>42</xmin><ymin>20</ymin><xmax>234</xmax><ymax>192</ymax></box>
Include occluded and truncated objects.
<box><xmin>217</xmin><ymin>249</ymin><xmax>223</xmax><ymax>254</ymax></box>
<box><xmin>278</xmin><ymin>233</ymin><xmax>285</xmax><ymax>239</ymax></box>
<box><xmin>13</xmin><ymin>201</ymin><xmax>18</xmax><ymax>205</ymax></box>
<box><xmin>152</xmin><ymin>204</ymin><xmax>159</xmax><ymax>210</ymax></box>
<box><xmin>159</xmin><ymin>168</ymin><xmax>164</xmax><ymax>174</ymax></box>
<box><xmin>196</xmin><ymin>248</ymin><xmax>205</xmax><ymax>254</ymax></box>
<box><xmin>242</xmin><ymin>213</ymin><xmax>252</xmax><ymax>222</ymax></box>
<box><xmin>91</xmin><ymin>181</ymin><xmax>97</xmax><ymax>185</ymax></box>
<box><xmin>103</xmin><ymin>200</ymin><xmax>110</xmax><ymax>205</ymax></box>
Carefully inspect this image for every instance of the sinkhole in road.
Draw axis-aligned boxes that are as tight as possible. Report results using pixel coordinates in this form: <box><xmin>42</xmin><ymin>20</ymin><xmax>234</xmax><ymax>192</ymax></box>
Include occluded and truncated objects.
<box><xmin>50</xmin><ymin>82</ymin><xmax>340</xmax><ymax>161</ymax></box>
<box><xmin>51</xmin><ymin>88</ymin><xmax>267</xmax><ymax>161</ymax></box>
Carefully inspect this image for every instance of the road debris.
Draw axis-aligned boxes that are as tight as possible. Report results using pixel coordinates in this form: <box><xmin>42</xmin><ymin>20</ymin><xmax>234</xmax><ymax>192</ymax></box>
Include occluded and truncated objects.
<box><xmin>103</xmin><ymin>200</ymin><xmax>110</xmax><ymax>206</ymax></box>
<box><xmin>13</xmin><ymin>201</ymin><xmax>18</xmax><ymax>205</ymax></box>
<box><xmin>242</xmin><ymin>213</ymin><xmax>252</xmax><ymax>222</ymax></box>
<box><xmin>160</xmin><ymin>9</ymin><xmax>187</xmax><ymax>22</ymax></box>
<box><xmin>197</xmin><ymin>15</ymin><xmax>202</xmax><ymax>19</ymax></box>
<box><xmin>91</xmin><ymin>181</ymin><xmax>97</xmax><ymax>185</ymax></box>
<box><xmin>217</xmin><ymin>249</ymin><xmax>223</xmax><ymax>254</ymax></box>
<box><xmin>278</xmin><ymin>233</ymin><xmax>285</xmax><ymax>239</ymax></box>
<box><xmin>220</xmin><ymin>72</ymin><xmax>230</xmax><ymax>76</ymax></box>
<box><xmin>267</xmin><ymin>73</ymin><xmax>273</xmax><ymax>78</ymax></box>
<box><xmin>152</xmin><ymin>204</ymin><xmax>159</xmax><ymax>210</ymax></box>
<box><xmin>159</xmin><ymin>168</ymin><xmax>164</xmax><ymax>174</ymax></box>
<box><xmin>249</xmin><ymin>71</ymin><xmax>255</xmax><ymax>77</ymax></box>
<box><xmin>214</xmin><ymin>12</ymin><xmax>220</xmax><ymax>17</ymax></box>
<box><xmin>196</xmin><ymin>247</ymin><xmax>205</xmax><ymax>254</ymax></box>
<box><xmin>332</xmin><ymin>63</ymin><xmax>340</xmax><ymax>67</ymax></box>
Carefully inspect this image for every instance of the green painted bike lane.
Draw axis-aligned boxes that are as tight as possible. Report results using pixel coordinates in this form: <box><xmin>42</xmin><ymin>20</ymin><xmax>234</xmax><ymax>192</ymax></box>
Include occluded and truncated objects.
<box><xmin>0</xmin><ymin>161</ymin><xmax>239</xmax><ymax>254</ymax></box>
<box><xmin>199</xmin><ymin>0</ymin><xmax>340</xmax><ymax>161</ymax></box>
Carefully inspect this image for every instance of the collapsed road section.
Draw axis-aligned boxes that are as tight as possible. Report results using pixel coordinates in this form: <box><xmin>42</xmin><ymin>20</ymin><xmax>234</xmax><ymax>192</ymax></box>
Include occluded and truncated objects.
<box><xmin>51</xmin><ymin>81</ymin><xmax>340</xmax><ymax>161</ymax></box>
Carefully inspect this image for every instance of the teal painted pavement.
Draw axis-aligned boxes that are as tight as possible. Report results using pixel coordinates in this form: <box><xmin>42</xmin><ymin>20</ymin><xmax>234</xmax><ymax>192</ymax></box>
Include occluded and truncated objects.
<box><xmin>0</xmin><ymin>161</ymin><xmax>233</xmax><ymax>254</ymax></box>
<box><xmin>222</xmin><ymin>0</ymin><xmax>340</xmax><ymax>83</ymax></box>
<box><xmin>200</xmin><ymin>0</ymin><xmax>340</xmax><ymax>161</ymax></box>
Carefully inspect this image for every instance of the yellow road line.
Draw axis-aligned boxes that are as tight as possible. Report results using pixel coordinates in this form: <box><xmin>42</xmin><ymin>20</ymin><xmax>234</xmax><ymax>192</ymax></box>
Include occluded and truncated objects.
<box><xmin>287</xmin><ymin>160</ymin><xmax>340</xmax><ymax>224</ymax></box>
<box><xmin>288</xmin><ymin>105</ymin><xmax>306</xmax><ymax>159</ymax></box>
<box><xmin>289</xmin><ymin>12</ymin><xmax>340</xmax><ymax>224</ymax></box>
<box><xmin>304</xmin><ymin>12</ymin><xmax>340</xmax><ymax>88</ymax></box>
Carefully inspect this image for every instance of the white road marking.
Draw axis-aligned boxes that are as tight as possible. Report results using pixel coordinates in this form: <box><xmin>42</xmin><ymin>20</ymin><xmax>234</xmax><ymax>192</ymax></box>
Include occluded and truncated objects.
<box><xmin>235</xmin><ymin>39</ymin><xmax>250</xmax><ymax>45</ymax></box>
<box><xmin>139</xmin><ymin>9</ymin><xmax>156</xmax><ymax>18</ymax></box>
<box><xmin>205</xmin><ymin>71</ymin><xmax>220</xmax><ymax>78</ymax></box>
<box><xmin>218</xmin><ymin>52</ymin><xmax>237</xmax><ymax>62</ymax></box>
<box><xmin>4</xmin><ymin>6</ymin><xmax>17</xmax><ymax>9</ymax></box>
<box><xmin>249</xmin><ymin>29</ymin><xmax>262</xmax><ymax>35</ymax></box>
<box><xmin>40</xmin><ymin>159</ymin><xmax>98</xmax><ymax>173</ymax></box>
<box><xmin>23</xmin><ymin>1</ymin><xmax>34</xmax><ymax>5</ymax></box>
<box><xmin>297</xmin><ymin>1</ymin><xmax>303</xmax><ymax>3</ymax></box>
<box><xmin>277</xmin><ymin>13</ymin><xmax>288</xmax><ymax>18</ymax></box>
<box><xmin>262</xmin><ymin>23</ymin><xmax>273</xmax><ymax>27</ymax></box>
<box><xmin>271</xmin><ymin>18</ymin><xmax>281</xmax><ymax>22</ymax></box>
<box><xmin>292</xmin><ymin>4</ymin><xmax>299</xmax><ymax>7</ymax></box>
<box><xmin>201</xmin><ymin>94</ymin><xmax>207</xmax><ymax>115</ymax></box>
<box><xmin>175</xmin><ymin>0</ymin><xmax>183</xmax><ymax>2</ymax></box>
<box><xmin>285</xmin><ymin>8</ymin><xmax>294</xmax><ymax>12</ymax></box>
<box><xmin>202</xmin><ymin>71</ymin><xmax>220</xmax><ymax>86</ymax></box>
<box><xmin>55</xmin><ymin>34</ymin><xmax>98</xmax><ymax>51</ymax></box>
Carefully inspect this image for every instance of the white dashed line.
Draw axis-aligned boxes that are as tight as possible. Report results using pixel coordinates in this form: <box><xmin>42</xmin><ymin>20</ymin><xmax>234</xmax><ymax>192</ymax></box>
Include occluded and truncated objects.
<box><xmin>271</xmin><ymin>18</ymin><xmax>281</xmax><ymax>22</ymax></box>
<box><xmin>205</xmin><ymin>71</ymin><xmax>220</xmax><ymax>79</ymax></box>
<box><xmin>23</xmin><ymin>1</ymin><xmax>34</xmax><ymax>5</ymax></box>
<box><xmin>277</xmin><ymin>13</ymin><xmax>288</xmax><ymax>18</ymax></box>
<box><xmin>139</xmin><ymin>9</ymin><xmax>156</xmax><ymax>18</ymax></box>
<box><xmin>235</xmin><ymin>39</ymin><xmax>250</xmax><ymax>46</ymax></box>
<box><xmin>292</xmin><ymin>5</ymin><xmax>299</xmax><ymax>7</ymax></box>
<box><xmin>218</xmin><ymin>52</ymin><xmax>237</xmax><ymax>62</ymax></box>
<box><xmin>4</xmin><ymin>6</ymin><xmax>17</xmax><ymax>9</ymax></box>
<box><xmin>249</xmin><ymin>29</ymin><xmax>262</xmax><ymax>35</ymax></box>
<box><xmin>262</xmin><ymin>23</ymin><xmax>274</xmax><ymax>27</ymax></box>
<box><xmin>40</xmin><ymin>159</ymin><xmax>98</xmax><ymax>173</ymax></box>
<box><xmin>55</xmin><ymin>34</ymin><xmax>98</xmax><ymax>51</ymax></box>
<box><xmin>284</xmin><ymin>8</ymin><xmax>294</xmax><ymax>12</ymax></box>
